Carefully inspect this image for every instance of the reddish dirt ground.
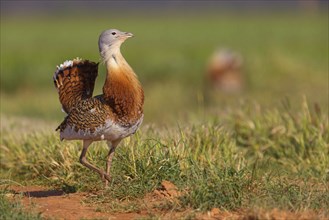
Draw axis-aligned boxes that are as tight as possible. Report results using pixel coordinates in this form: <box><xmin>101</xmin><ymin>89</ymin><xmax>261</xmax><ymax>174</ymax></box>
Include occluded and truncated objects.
<box><xmin>8</xmin><ymin>185</ymin><xmax>145</xmax><ymax>220</ymax></box>
<box><xmin>5</xmin><ymin>182</ymin><xmax>327</xmax><ymax>220</ymax></box>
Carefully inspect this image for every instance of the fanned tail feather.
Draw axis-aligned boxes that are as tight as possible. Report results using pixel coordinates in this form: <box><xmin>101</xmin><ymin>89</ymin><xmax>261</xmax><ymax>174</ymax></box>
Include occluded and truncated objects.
<box><xmin>53</xmin><ymin>58</ymin><xmax>99</xmax><ymax>114</ymax></box>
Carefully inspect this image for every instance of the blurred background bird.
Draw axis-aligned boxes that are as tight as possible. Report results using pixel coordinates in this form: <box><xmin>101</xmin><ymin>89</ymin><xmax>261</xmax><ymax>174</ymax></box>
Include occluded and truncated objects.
<box><xmin>206</xmin><ymin>48</ymin><xmax>245</xmax><ymax>93</ymax></box>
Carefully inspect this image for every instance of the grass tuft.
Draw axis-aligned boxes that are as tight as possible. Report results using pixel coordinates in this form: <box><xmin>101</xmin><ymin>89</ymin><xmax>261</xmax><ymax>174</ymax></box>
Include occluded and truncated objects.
<box><xmin>0</xmin><ymin>189</ymin><xmax>42</xmax><ymax>220</ymax></box>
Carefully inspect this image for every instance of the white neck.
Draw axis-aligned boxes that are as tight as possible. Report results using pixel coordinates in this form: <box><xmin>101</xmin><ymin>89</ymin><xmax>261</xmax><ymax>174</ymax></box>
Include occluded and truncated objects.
<box><xmin>101</xmin><ymin>43</ymin><xmax>122</xmax><ymax>65</ymax></box>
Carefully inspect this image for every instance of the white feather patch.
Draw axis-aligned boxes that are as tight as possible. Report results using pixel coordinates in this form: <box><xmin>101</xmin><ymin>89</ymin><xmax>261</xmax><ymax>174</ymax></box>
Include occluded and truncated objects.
<box><xmin>53</xmin><ymin>57</ymin><xmax>83</xmax><ymax>82</ymax></box>
<box><xmin>60</xmin><ymin>115</ymin><xmax>144</xmax><ymax>142</ymax></box>
<box><xmin>61</xmin><ymin>107</ymin><xmax>67</xmax><ymax>114</ymax></box>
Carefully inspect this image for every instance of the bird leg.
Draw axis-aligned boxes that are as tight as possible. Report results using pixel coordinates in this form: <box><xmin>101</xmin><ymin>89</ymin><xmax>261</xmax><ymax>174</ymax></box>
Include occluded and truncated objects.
<box><xmin>105</xmin><ymin>140</ymin><xmax>121</xmax><ymax>187</ymax></box>
<box><xmin>79</xmin><ymin>140</ymin><xmax>111</xmax><ymax>182</ymax></box>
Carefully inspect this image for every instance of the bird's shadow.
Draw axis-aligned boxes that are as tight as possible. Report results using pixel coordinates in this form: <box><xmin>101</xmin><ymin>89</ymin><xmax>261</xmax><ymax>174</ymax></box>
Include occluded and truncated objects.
<box><xmin>20</xmin><ymin>183</ymin><xmax>77</xmax><ymax>198</ymax></box>
<box><xmin>22</xmin><ymin>189</ymin><xmax>65</xmax><ymax>198</ymax></box>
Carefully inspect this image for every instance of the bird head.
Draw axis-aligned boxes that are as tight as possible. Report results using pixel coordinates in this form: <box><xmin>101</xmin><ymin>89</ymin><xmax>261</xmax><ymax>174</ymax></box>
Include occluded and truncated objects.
<box><xmin>98</xmin><ymin>29</ymin><xmax>133</xmax><ymax>54</ymax></box>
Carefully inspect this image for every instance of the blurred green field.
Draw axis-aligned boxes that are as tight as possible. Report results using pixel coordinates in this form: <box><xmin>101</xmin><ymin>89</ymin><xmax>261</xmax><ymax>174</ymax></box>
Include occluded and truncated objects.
<box><xmin>1</xmin><ymin>11</ymin><xmax>328</xmax><ymax>123</ymax></box>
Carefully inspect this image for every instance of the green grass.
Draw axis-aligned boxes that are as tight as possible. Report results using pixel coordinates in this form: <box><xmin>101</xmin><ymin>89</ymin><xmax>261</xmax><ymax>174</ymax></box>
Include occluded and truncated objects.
<box><xmin>0</xmin><ymin>189</ymin><xmax>42</xmax><ymax>220</ymax></box>
<box><xmin>1</xmin><ymin>99</ymin><xmax>328</xmax><ymax>216</ymax></box>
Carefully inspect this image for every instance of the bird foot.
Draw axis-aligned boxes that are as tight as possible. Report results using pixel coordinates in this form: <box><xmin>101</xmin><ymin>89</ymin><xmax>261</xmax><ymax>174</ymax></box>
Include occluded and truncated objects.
<box><xmin>100</xmin><ymin>172</ymin><xmax>111</xmax><ymax>183</ymax></box>
<box><xmin>104</xmin><ymin>174</ymin><xmax>112</xmax><ymax>188</ymax></box>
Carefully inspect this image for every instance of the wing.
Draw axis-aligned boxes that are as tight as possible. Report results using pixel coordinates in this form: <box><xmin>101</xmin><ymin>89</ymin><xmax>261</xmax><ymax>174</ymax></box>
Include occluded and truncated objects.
<box><xmin>53</xmin><ymin>58</ymin><xmax>99</xmax><ymax>114</ymax></box>
<box><xmin>56</xmin><ymin>97</ymin><xmax>108</xmax><ymax>133</ymax></box>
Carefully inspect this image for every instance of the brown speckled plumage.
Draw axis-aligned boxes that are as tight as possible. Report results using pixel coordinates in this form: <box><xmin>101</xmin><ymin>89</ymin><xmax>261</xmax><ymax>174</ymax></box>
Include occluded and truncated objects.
<box><xmin>56</xmin><ymin>96</ymin><xmax>112</xmax><ymax>133</ymax></box>
<box><xmin>53</xmin><ymin>29</ymin><xmax>144</xmax><ymax>186</ymax></box>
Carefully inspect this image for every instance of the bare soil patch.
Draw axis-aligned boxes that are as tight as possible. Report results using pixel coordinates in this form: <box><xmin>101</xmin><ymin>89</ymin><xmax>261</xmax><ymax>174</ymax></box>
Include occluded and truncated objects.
<box><xmin>7</xmin><ymin>185</ymin><xmax>143</xmax><ymax>220</ymax></box>
<box><xmin>5</xmin><ymin>182</ymin><xmax>326</xmax><ymax>220</ymax></box>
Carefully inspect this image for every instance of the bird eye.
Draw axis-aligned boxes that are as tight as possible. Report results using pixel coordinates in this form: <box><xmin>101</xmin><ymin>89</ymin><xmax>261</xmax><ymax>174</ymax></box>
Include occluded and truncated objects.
<box><xmin>111</xmin><ymin>32</ymin><xmax>116</xmax><ymax>35</ymax></box>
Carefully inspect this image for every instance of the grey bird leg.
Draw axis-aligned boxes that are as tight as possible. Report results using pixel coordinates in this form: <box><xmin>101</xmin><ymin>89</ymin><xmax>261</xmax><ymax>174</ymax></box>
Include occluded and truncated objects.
<box><xmin>105</xmin><ymin>140</ymin><xmax>121</xmax><ymax>187</ymax></box>
<box><xmin>80</xmin><ymin>140</ymin><xmax>111</xmax><ymax>182</ymax></box>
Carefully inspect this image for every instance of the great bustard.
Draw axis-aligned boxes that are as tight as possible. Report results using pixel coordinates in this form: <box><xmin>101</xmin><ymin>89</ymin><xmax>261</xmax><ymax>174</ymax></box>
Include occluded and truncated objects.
<box><xmin>53</xmin><ymin>29</ymin><xmax>144</xmax><ymax>186</ymax></box>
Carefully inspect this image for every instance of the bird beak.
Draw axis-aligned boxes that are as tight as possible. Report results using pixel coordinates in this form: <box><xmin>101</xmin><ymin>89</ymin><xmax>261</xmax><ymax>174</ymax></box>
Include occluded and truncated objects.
<box><xmin>124</xmin><ymin>32</ymin><xmax>134</xmax><ymax>38</ymax></box>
